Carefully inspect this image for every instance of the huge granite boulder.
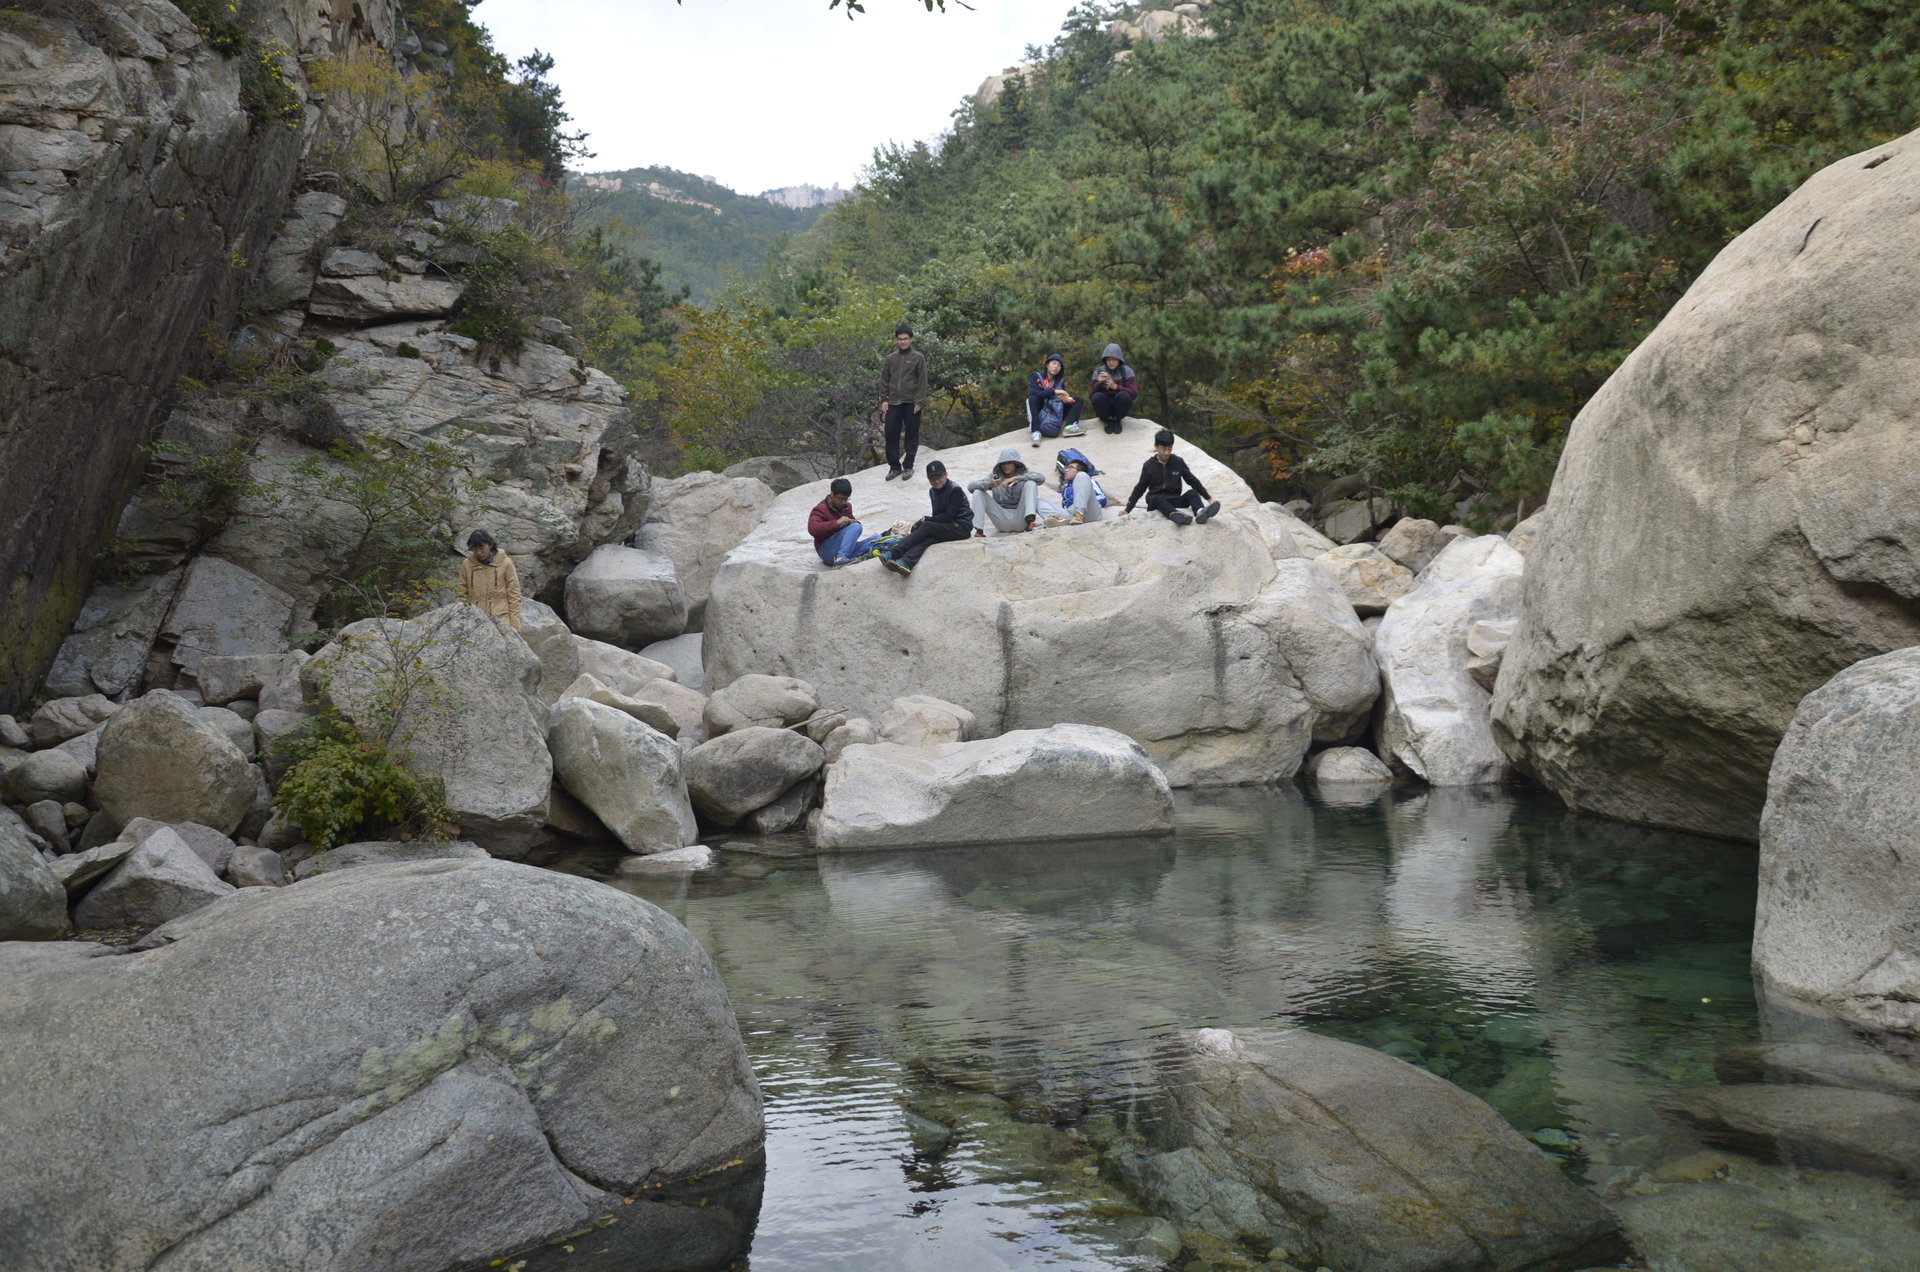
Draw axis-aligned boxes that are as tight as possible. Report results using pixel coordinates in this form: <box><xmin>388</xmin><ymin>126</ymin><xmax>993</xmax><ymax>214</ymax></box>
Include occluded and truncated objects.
<box><xmin>632</xmin><ymin>472</ymin><xmax>775</xmax><ymax>628</ymax></box>
<box><xmin>1493</xmin><ymin>131</ymin><xmax>1920</xmax><ymax>838</ymax></box>
<box><xmin>312</xmin><ymin>605</ymin><xmax>550</xmax><ymax>856</ymax></box>
<box><xmin>684</xmin><ymin>727</ymin><xmax>825</xmax><ymax>827</ymax></box>
<box><xmin>548</xmin><ymin>698</ymin><xmax>698</xmax><ymax>855</ymax></box>
<box><xmin>1376</xmin><ymin>536</ymin><xmax>1525</xmax><ymax>785</ymax></box>
<box><xmin>1756</xmin><ymin>648</ymin><xmax>1920</xmax><ymax>1035</ymax></box>
<box><xmin>705</xmin><ymin>426</ymin><xmax>1377</xmax><ymax>785</ymax></box>
<box><xmin>91</xmin><ymin>692</ymin><xmax>255</xmax><ymax>836</ymax></box>
<box><xmin>817</xmin><ymin>725</ymin><xmax>1175</xmax><ymax>851</ymax></box>
<box><xmin>0</xmin><ymin>808</ymin><xmax>68</xmax><ymax>940</ymax></box>
<box><xmin>0</xmin><ymin>858</ymin><xmax>764</xmax><ymax>1272</ymax></box>
<box><xmin>1130</xmin><ymin>1028</ymin><xmax>1624</xmax><ymax>1271</ymax></box>
<box><xmin>565</xmin><ymin>544</ymin><xmax>688</xmax><ymax>646</ymax></box>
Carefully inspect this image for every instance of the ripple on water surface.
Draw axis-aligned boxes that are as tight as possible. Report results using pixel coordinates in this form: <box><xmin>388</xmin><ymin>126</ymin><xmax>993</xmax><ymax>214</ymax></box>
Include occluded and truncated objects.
<box><xmin>558</xmin><ymin>784</ymin><xmax>1920</xmax><ymax>1272</ymax></box>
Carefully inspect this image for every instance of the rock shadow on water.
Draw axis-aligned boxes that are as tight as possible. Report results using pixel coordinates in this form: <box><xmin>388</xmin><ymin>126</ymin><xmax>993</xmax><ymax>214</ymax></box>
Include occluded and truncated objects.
<box><xmin>502</xmin><ymin>1153</ymin><xmax>766</xmax><ymax>1272</ymax></box>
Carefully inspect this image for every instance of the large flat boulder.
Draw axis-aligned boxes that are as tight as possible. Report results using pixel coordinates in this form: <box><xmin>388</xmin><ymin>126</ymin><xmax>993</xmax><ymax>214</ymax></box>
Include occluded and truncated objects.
<box><xmin>1493</xmin><ymin>131</ymin><xmax>1920</xmax><ymax>838</ymax></box>
<box><xmin>1131</xmin><ymin>1028</ymin><xmax>1624</xmax><ymax>1272</ymax></box>
<box><xmin>1376</xmin><ymin>535</ymin><xmax>1524</xmax><ymax>785</ymax></box>
<box><xmin>1756</xmin><ymin>648</ymin><xmax>1920</xmax><ymax>1035</ymax></box>
<box><xmin>312</xmin><ymin>605</ymin><xmax>550</xmax><ymax>856</ymax></box>
<box><xmin>705</xmin><ymin>426</ymin><xmax>1376</xmax><ymax>786</ymax></box>
<box><xmin>633</xmin><ymin>471</ymin><xmax>775</xmax><ymax>628</ymax></box>
<box><xmin>817</xmin><ymin>724</ymin><xmax>1175</xmax><ymax>851</ymax></box>
<box><xmin>548</xmin><ymin>699</ymin><xmax>698</xmax><ymax>855</ymax></box>
<box><xmin>91</xmin><ymin>691</ymin><xmax>255</xmax><ymax>836</ymax></box>
<box><xmin>0</xmin><ymin>858</ymin><xmax>763</xmax><ymax>1272</ymax></box>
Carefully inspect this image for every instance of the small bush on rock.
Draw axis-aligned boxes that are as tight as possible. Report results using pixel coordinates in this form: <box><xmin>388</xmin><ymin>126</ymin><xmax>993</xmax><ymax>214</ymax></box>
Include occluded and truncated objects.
<box><xmin>272</xmin><ymin>713</ymin><xmax>450</xmax><ymax>851</ymax></box>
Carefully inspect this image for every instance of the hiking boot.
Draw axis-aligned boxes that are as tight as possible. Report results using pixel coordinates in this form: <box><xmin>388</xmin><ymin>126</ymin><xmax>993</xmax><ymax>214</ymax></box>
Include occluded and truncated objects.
<box><xmin>1104</xmin><ymin>423</ymin><xmax>1121</xmax><ymax>435</ymax></box>
<box><xmin>885</xmin><ymin>466</ymin><xmax>902</xmax><ymax>481</ymax></box>
<box><xmin>1170</xmin><ymin>512</ymin><xmax>1193</xmax><ymax>526</ymax></box>
<box><xmin>1195</xmin><ymin>500</ymin><xmax>1221</xmax><ymax>524</ymax></box>
<box><xmin>881</xmin><ymin>554</ymin><xmax>912</xmax><ymax>577</ymax></box>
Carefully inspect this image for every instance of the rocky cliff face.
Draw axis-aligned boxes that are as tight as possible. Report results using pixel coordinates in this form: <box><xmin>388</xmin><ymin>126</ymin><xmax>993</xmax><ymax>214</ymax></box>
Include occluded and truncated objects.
<box><xmin>0</xmin><ymin>0</ymin><xmax>400</xmax><ymax>713</ymax></box>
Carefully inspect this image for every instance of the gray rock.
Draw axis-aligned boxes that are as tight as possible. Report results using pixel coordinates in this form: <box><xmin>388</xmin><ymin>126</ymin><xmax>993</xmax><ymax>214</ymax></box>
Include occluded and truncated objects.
<box><xmin>518</xmin><ymin>599</ymin><xmax>579</xmax><ymax>706</ymax></box>
<box><xmin>198</xmin><ymin>705</ymin><xmax>257</xmax><ymax>759</ymax></box>
<box><xmin>1492</xmin><ymin>131</ymin><xmax>1920</xmax><ymax>840</ymax></box>
<box><xmin>22</xmin><ymin>801</ymin><xmax>69</xmax><ymax>854</ymax></box>
<box><xmin>802</xmin><ymin>707</ymin><xmax>850</xmax><ymax>744</ymax></box>
<box><xmin>54</xmin><ymin>724</ymin><xmax>104</xmax><ymax>778</ymax></box>
<box><xmin>27</xmin><ymin>693</ymin><xmax>119</xmax><ymax>747</ymax></box>
<box><xmin>226</xmin><ymin>842</ymin><xmax>288</xmax><ymax>888</ymax></box>
<box><xmin>313</xmin><ymin>605</ymin><xmax>551</xmax><ymax>856</ymax></box>
<box><xmin>72</xmin><ymin>827</ymin><xmax>236</xmax><ymax>929</ymax></box>
<box><xmin>0</xmin><ymin>809</ymin><xmax>68</xmax><ymax>940</ymax></box>
<box><xmin>196</xmin><ymin>653</ymin><xmax>286</xmax><ymax>706</ymax></box>
<box><xmin>1303</xmin><ymin>747</ymin><xmax>1394</xmax><ymax>785</ymax></box>
<box><xmin>307</xmin><ymin>272</ymin><xmax>465</xmax><ymax>320</ymax></box>
<box><xmin>547</xmin><ymin>699</ymin><xmax>697</xmax><ymax>855</ymax></box>
<box><xmin>876</xmin><ymin>694</ymin><xmax>974</xmax><ymax>747</ymax></box>
<box><xmin>92</xmin><ymin>692</ymin><xmax>255</xmax><ymax>836</ymax></box>
<box><xmin>1134</xmin><ymin>1028</ymin><xmax>1624</xmax><ymax>1271</ymax></box>
<box><xmin>255</xmin><ymin>651</ymin><xmax>313</xmax><ymax>714</ymax></box>
<box><xmin>1376</xmin><ymin>536</ymin><xmax>1525</xmax><ymax>785</ymax></box>
<box><xmin>318</xmin><ymin>246</ymin><xmax>385</xmax><ymax>277</ymax></box>
<box><xmin>1465</xmin><ymin>617</ymin><xmax>1518</xmax><ymax>693</ymax></box>
<box><xmin>639</xmin><ymin>631</ymin><xmax>707</xmax><ymax>693</ymax></box>
<box><xmin>60</xmin><ymin>802</ymin><xmax>89</xmax><ymax>829</ymax></box>
<box><xmin>1317</xmin><ymin>543</ymin><xmax>1416</xmax><ymax>616</ymax></box>
<box><xmin>743</xmin><ymin>782</ymin><xmax>812</xmax><ymax>835</ymax></box>
<box><xmin>704</xmin><ymin>674</ymin><xmax>819</xmax><ymax>738</ymax></box>
<box><xmin>2</xmin><ymin>748</ymin><xmax>88</xmax><ymax>805</ymax></box>
<box><xmin>614</xmin><ymin>844</ymin><xmax>717</xmax><ymax>873</ymax></box>
<box><xmin>239</xmin><ymin>764</ymin><xmax>272</xmax><ymax>841</ymax></box>
<box><xmin>42</xmin><ymin>572</ymin><xmax>182</xmax><ymax>702</ymax></box>
<box><xmin>557</xmin><ymin>673</ymin><xmax>680</xmax><ymax>738</ymax></box>
<box><xmin>1756</xmin><ymin>648</ymin><xmax>1920</xmax><ymax>1034</ymax></box>
<box><xmin>721</xmin><ymin>453</ymin><xmax>829</xmax><ymax>493</ymax></box>
<box><xmin>1376</xmin><ymin>516</ymin><xmax>1453</xmax><ymax>574</ymax></box>
<box><xmin>158</xmin><ymin>555</ymin><xmax>294</xmax><ymax>679</ymax></box>
<box><xmin>685</xmin><ymin>727</ymin><xmax>826</xmax><ymax>827</ymax></box>
<box><xmin>0</xmin><ymin>859</ymin><xmax>764</xmax><ymax>1272</ymax></box>
<box><xmin>47</xmin><ymin>839</ymin><xmax>136</xmax><ymax>894</ymax></box>
<box><xmin>292</xmin><ymin>838</ymin><xmax>490</xmax><ymax>880</ymax></box>
<box><xmin>818</xmin><ymin>725</ymin><xmax>1175</xmax><ymax>852</ymax></box>
<box><xmin>1319</xmin><ymin>495</ymin><xmax>1396</xmax><ymax>544</ymax></box>
<box><xmin>565</xmin><ymin>544</ymin><xmax>687</xmax><ymax>645</ymax></box>
<box><xmin>629</xmin><ymin>678</ymin><xmax>708</xmax><ymax>744</ymax></box>
<box><xmin>571</xmin><ymin>635</ymin><xmax>677</xmax><ymax>694</ymax></box>
<box><xmin>822</xmin><ymin>717</ymin><xmax>878</xmax><ymax>764</ymax></box>
<box><xmin>633</xmin><ymin>472</ymin><xmax>775</xmax><ymax>627</ymax></box>
<box><xmin>121</xmin><ymin>818</ymin><xmax>235</xmax><ymax>875</ymax></box>
<box><xmin>252</xmin><ymin>190</ymin><xmax>347</xmax><ymax>308</ymax></box>
<box><xmin>1716</xmin><ymin>1040</ymin><xmax>1920</xmax><ymax>1099</ymax></box>
<box><xmin>1655</xmin><ymin>1084</ymin><xmax>1920</xmax><ymax>1181</ymax></box>
<box><xmin>225</xmin><ymin>698</ymin><xmax>259</xmax><ymax>722</ymax></box>
<box><xmin>1505</xmin><ymin>507</ymin><xmax>1546</xmax><ymax>556</ymax></box>
<box><xmin>252</xmin><ymin>708</ymin><xmax>309</xmax><ymax>784</ymax></box>
<box><xmin>0</xmin><ymin>715</ymin><xmax>28</xmax><ymax>749</ymax></box>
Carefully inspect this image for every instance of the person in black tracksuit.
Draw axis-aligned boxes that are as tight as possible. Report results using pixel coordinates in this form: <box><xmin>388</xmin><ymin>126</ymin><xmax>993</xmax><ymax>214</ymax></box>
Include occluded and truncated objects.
<box><xmin>1121</xmin><ymin>428</ymin><xmax>1223</xmax><ymax>526</ymax></box>
<box><xmin>881</xmin><ymin>460</ymin><xmax>974</xmax><ymax>576</ymax></box>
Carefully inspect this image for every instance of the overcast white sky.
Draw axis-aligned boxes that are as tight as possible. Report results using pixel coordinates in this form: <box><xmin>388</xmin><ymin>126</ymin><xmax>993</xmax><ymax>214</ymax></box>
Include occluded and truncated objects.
<box><xmin>474</xmin><ymin>0</ymin><xmax>1085</xmax><ymax>195</ymax></box>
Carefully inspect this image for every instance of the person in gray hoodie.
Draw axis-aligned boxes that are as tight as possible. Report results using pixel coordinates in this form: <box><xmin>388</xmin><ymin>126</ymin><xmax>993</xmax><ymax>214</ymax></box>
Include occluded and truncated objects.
<box><xmin>1089</xmin><ymin>342</ymin><xmax>1139</xmax><ymax>433</ymax></box>
<box><xmin>967</xmin><ymin>446</ymin><xmax>1047</xmax><ymax>534</ymax></box>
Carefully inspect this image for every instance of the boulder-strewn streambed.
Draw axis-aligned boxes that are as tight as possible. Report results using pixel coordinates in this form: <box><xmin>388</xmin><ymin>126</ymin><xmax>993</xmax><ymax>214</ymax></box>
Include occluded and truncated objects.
<box><xmin>525</xmin><ymin>785</ymin><xmax>1920</xmax><ymax>1272</ymax></box>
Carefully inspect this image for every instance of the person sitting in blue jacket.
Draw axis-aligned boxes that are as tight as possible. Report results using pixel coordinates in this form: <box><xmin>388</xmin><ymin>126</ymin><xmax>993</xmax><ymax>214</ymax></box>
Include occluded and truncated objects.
<box><xmin>1027</xmin><ymin>354</ymin><xmax>1084</xmax><ymax>446</ymax></box>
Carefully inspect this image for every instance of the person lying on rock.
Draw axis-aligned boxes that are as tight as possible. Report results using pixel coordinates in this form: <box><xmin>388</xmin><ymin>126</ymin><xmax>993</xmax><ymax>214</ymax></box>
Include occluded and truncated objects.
<box><xmin>1089</xmin><ymin>343</ymin><xmax>1138</xmax><ymax>434</ymax></box>
<box><xmin>808</xmin><ymin>477</ymin><xmax>884</xmax><ymax>567</ymax></box>
<box><xmin>1051</xmin><ymin>456</ymin><xmax>1107</xmax><ymax>524</ymax></box>
<box><xmin>1121</xmin><ymin>429</ymin><xmax>1221</xmax><ymax>526</ymax></box>
<box><xmin>457</xmin><ymin>528</ymin><xmax>522</xmax><ymax>630</ymax></box>
<box><xmin>1028</xmin><ymin>353</ymin><xmax>1083</xmax><ymax>445</ymax></box>
<box><xmin>880</xmin><ymin>460</ymin><xmax>973</xmax><ymax>577</ymax></box>
<box><xmin>968</xmin><ymin>447</ymin><xmax>1047</xmax><ymax>535</ymax></box>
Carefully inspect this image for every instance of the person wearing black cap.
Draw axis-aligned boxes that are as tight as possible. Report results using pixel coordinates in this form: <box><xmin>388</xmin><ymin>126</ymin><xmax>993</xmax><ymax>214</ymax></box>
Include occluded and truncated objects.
<box><xmin>880</xmin><ymin>460</ymin><xmax>972</xmax><ymax>576</ymax></box>
<box><xmin>877</xmin><ymin>324</ymin><xmax>929</xmax><ymax>480</ymax></box>
<box><xmin>1121</xmin><ymin>429</ymin><xmax>1222</xmax><ymax>526</ymax></box>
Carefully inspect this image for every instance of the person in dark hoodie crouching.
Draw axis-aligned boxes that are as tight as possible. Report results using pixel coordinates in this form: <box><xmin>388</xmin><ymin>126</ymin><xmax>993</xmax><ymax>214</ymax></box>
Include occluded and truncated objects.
<box><xmin>1122</xmin><ymin>429</ymin><xmax>1221</xmax><ymax>526</ymax></box>
<box><xmin>1089</xmin><ymin>342</ymin><xmax>1138</xmax><ymax>433</ymax></box>
<box><xmin>880</xmin><ymin>460</ymin><xmax>974</xmax><ymax>577</ymax></box>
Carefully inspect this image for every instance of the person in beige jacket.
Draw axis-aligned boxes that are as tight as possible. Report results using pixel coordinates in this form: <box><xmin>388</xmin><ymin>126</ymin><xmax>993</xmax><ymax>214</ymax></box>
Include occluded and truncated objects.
<box><xmin>456</xmin><ymin>529</ymin><xmax>522</xmax><ymax>630</ymax></box>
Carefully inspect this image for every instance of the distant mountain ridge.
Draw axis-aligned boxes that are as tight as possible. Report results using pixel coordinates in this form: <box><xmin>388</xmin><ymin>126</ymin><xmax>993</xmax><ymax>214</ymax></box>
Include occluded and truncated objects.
<box><xmin>569</xmin><ymin>166</ymin><xmax>837</xmax><ymax>302</ymax></box>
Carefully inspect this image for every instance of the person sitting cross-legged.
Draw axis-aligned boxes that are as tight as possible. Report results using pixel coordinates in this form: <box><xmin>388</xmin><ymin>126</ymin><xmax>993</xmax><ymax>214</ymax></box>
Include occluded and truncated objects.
<box><xmin>807</xmin><ymin>477</ymin><xmax>884</xmax><ymax>566</ymax></box>
<box><xmin>967</xmin><ymin>447</ymin><xmax>1047</xmax><ymax>535</ymax></box>
<box><xmin>1121</xmin><ymin>429</ymin><xmax>1222</xmax><ymax>526</ymax></box>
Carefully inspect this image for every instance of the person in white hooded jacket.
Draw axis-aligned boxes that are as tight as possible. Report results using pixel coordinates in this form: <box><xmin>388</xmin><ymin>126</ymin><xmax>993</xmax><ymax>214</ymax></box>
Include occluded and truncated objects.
<box><xmin>967</xmin><ymin>446</ymin><xmax>1047</xmax><ymax>534</ymax></box>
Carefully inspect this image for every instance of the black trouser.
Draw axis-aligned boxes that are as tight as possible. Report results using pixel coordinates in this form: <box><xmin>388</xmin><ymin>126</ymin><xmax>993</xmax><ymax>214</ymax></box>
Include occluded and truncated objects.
<box><xmin>884</xmin><ymin>402</ymin><xmax>921</xmax><ymax>471</ymax></box>
<box><xmin>1090</xmin><ymin>390</ymin><xmax>1134</xmax><ymax>424</ymax></box>
<box><xmin>893</xmin><ymin>519</ymin><xmax>971</xmax><ymax>567</ymax></box>
<box><xmin>1146</xmin><ymin>490</ymin><xmax>1206</xmax><ymax>519</ymax></box>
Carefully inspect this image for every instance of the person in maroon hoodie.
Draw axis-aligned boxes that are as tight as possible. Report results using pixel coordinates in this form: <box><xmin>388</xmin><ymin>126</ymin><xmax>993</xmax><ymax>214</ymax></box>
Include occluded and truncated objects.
<box><xmin>808</xmin><ymin>478</ymin><xmax>884</xmax><ymax>566</ymax></box>
<box><xmin>1089</xmin><ymin>342</ymin><xmax>1139</xmax><ymax>433</ymax></box>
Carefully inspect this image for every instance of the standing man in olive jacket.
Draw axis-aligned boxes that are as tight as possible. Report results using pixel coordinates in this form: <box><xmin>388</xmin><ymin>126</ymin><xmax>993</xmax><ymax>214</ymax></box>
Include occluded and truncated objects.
<box><xmin>877</xmin><ymin>324</ymin><xmax>929</xmax><ymax>480</ymax></box>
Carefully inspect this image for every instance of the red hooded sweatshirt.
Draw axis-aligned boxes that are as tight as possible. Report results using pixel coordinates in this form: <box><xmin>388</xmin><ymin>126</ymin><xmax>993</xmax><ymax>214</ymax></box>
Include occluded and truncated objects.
<box><xmin>808</xmin><ymin>496</ymin><xmax>854</xmax><ymax>545</ymax></box>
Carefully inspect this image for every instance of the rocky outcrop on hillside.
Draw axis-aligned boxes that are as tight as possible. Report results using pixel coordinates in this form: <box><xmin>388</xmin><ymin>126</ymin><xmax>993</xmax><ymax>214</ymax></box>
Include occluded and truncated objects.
<box><xmin>0</xmin><ymin>0</ymin><xmax>402</xmax><ymax>712</ymax></box>
<box><xmin>1491</xmin><ymin>129</ymin><xmax>1920</xmax><ymax>839</ymax></box>
<box><xmin>705</xmin><ymin>425</ymin><xmax>1379</xmax><ymax>787</ymax></box>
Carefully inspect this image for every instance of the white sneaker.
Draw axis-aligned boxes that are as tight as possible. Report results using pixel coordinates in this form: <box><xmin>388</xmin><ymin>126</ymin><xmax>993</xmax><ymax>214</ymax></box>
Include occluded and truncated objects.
<box><xmin>1030</xmin><ymin>431</ymin><xmax>1041</xmax><ymax>446</ymax></box>
<box><xmin>1063</xmin><ymin>422</ymin><xmax>1084</xmax><ymax>437</ymax></box>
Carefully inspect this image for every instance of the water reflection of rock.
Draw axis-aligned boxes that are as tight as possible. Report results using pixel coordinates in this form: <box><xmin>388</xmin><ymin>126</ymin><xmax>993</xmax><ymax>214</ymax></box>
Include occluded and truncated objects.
<box><xmin>511</xmin><ymin>1156</ymin><xmax>765</xmax><ymax>1272</ymax></box>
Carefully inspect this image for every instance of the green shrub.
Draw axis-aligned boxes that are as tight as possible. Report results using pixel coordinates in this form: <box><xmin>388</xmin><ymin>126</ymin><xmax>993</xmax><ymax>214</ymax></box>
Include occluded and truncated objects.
<box><xmin>272</xmin><ymin>713</ymin><xmax>450</xmax><ymax>851</ymax></box>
